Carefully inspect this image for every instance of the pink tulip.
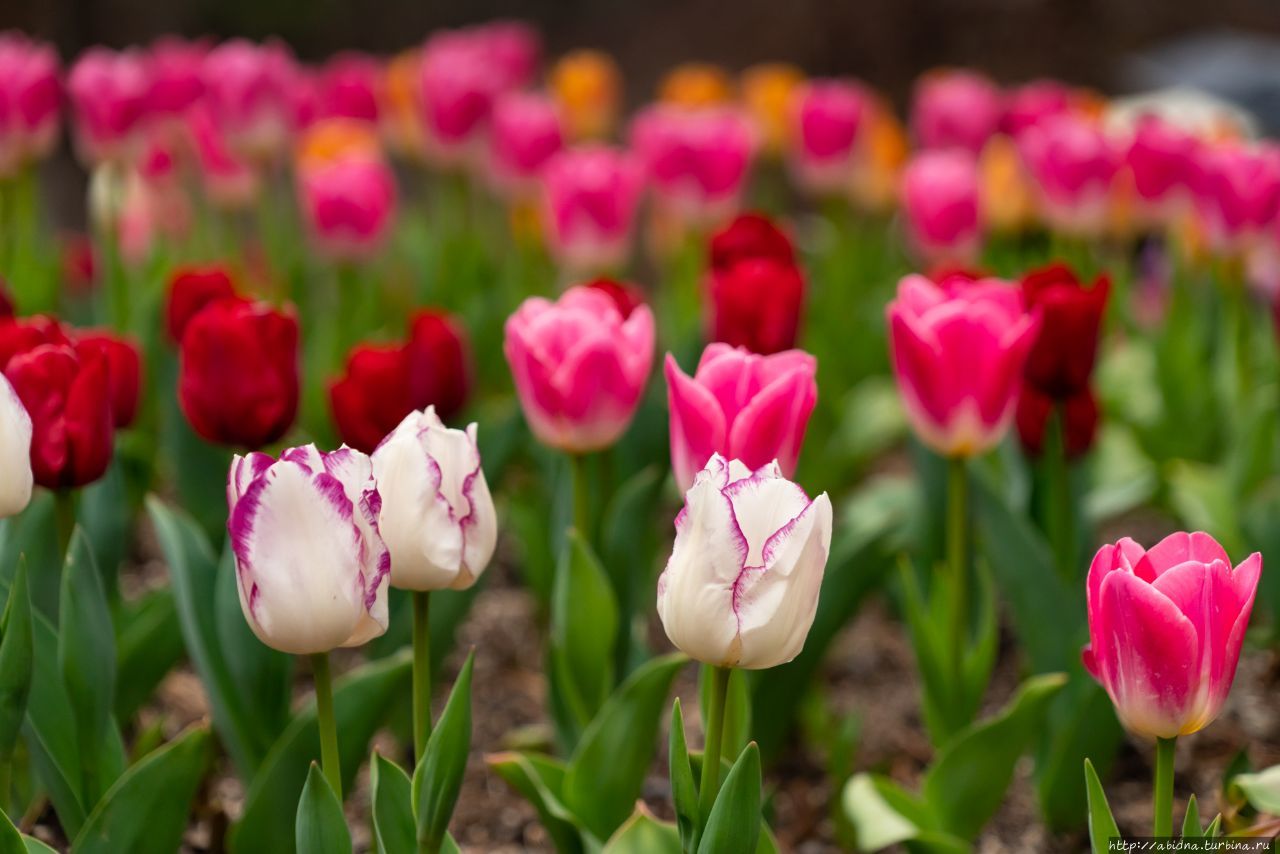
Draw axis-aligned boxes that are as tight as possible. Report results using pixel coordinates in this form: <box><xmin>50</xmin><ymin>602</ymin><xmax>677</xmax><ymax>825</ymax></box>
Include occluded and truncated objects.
<box><xmin>416</xmin><ymin>29</ymin><xmax>505</xmax><ymax>166</ymax></box>
<box><xmin>541</xmin><ymin>145</ymin><xmax>645</xmax><ymax>273</ymax></box>
<box><xmin>912</xmin><ymin>70</ymin><xmax>1003</xmax><ymax>156</ymax></box>
<box><xmin>472</xmin><ymin>20</ymin><xmax>541</xmax><ymax>90</ymax></box>
<box><xmin>901</xmin><ymin>149</ymin><xmax>982</xmax><ymax>263</ymax></box>
<box><xmin>1017</xmin><ymin>112</ymin><xmax>1121</xmax><ymax>235</ymax></box>
<box><xmin>1124</xmin><ymin>115</ymin><xmax>1199</xmax><ymax>225</ymax></box>
<box><xmin>504</xmin><ymin>285</ymin><xmax>654</xmax><ymax>452</ymax></box>
<box><xmin>1000</xmin><ymin>79</ymin><xmax>1076</xmax><ymax>138</ymax></box>
<box><xmin>1083</xmin><ymin>532</ymin><xmax>1261</xmax><ymax>739</ymax></box>
<box><xmin>316</xmin><ymin>52</ymin><xmax>382</xmax><ymax>124</ymax></box>
<box><xmin>664</xmin><ymin>343</ymin><xmax>817</xmax><ymax>492</ymax></box>
<box><xmin>1191</xmin><ymin>142</ymin><xmax>1280</xmax><ymax>253</ymax></box>
<box><xmin>487</xmin><ymin>91</ymin><xmax>564</xmax><ymax>197</ymax></box>
<box><xmin>631</xmin><ymin>104</ymin><xmax>757</xmax><ymax>226</ymax></box>
<box><xmin>789</xmin><ymin>79</ymin><xmax>868</xmax><ymax>195</ymax></box>
<box><xmin>68</xmin><ymin>47</ymin><xmax>151</xmax><ymax>164</ymax></box>
<box><xmin>298</xmin><ymin>151</ymin><xmax>397</xmax><ymax>261</ymax></box>
<box><xmin>0</xmin><ymin>33</ymin><xmax>61</xmax><ymax>172</ymax></box>
<box><xmin>886</xmin><ymin>274</ymin><xmax>1039</xmax><ymax>457</ymax></box>
<box><xmin>201</xmin><ymin>39</ymin><xmax>301</xmax><ymax>160</ymax></box>
<box><xmin>146</xmin><ymin>37</ymin><xmax>208</xmax><ymax>118</ymax></box>
<box><xmin>186</xmin><ymin>103</ymin><xmax>259</xmax><ymax>208</ymax></box>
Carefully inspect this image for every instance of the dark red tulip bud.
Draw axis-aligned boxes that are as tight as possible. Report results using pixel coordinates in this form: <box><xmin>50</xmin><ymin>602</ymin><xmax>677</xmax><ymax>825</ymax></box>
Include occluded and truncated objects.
<box><xmin>708</xmin><ymin>257</ymin><xmax>805</xmax><ymax>355</ymax></box>
<box><xmin>0</xmin><ymin>315</ymin><xmax>69</xmax><ymax>369</ymax></box>
<box><xmin>330</xmin><ymin>343</ymin><xmax>414</xmax><ymax>454</ymax></box>
<box><xmin>583</xmin><ymin>277</ymin><xmax>646</xmax><ymax>319</ymax></box>
<box><xmin>178</xmin><ymin>298</ymin><xmax>299</xmax><ymax>448</ymax></box>
<box><xmin>1016</xmin><ymin>383</ymin><xmax>1099</xmax><ymax>459</ymax></box>
<box><xmin>1020</xmin><ymin>262</ymin><xmax>1110</xmax><ymax>399</ymax></box>
<box><xmin>708</xmin><ymin>212</ymin><xmax>795</xmax><ymax>273</ymax></box>
<box><xmin>404</xmin><ymin>310</ymin><xmax>472</xmax><ymax>422</ymax></box>
<box><xmin>6</xmin><ymin>343</ymin><xmax>114</xmax><ymax>488</ymax></box>
<box><xmin>74</xmin><ymin>330</ymin><xmax>142</xmax><ymax>428</ymax></box>
<box><xmin>166</xmin><ymin>265</ymin><xmax>237</xmax><ymax>343</ymax></box>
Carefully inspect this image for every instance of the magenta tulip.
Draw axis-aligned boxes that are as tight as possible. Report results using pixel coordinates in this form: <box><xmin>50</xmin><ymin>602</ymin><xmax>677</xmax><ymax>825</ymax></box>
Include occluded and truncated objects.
<box><xmin>911</xmin><ymin>69</ymin><xmax>1002</xmax><ymax>156</ymax></box>
<box><xmin>201</xmin><ymin>39</ymin><xmax>302</xmax><ymax>160</ymax></box>
<box><xmin>901</xmin><ymin>149</ymin><xmax>982</xmax><ymax>264</ymax></box>
<box><xmin>0</xmin><ymin>33</ymin><xmax>61</xmax><ymax>173</ymax></box>
<box><xmin>67</xmin><ymin>47</ymin><xmax>151</xmax><ymax>164</ymax></box>
<box><xmin>1124</xmin><ymin>115</ymin><xmax>1198</xmax><ymax>225</ymax></box>
<box><xmin>886</xmin><ymin>274</ymin><xmax>1039</xmax><ymax>457</ymax></box>
<box><xmin>1083</xmin><ymin>532</ymin><xmax>1261</xmax><ymax>738</ymax></box>
<box><xmin>504</xmin><ymin>285</ymin><xmax>654</xmax><ymax>452</ymax></box>
<box><xmin>665</xmin><ymin>343</ymin><xmax>817</xmax><ymax>492</ymax></box>
<box><xmin>541</xmin><ymin>145</ymin><xmax>645</xmax><ymax>273</ymax></box>
<box><xmin>788</xmin><ymin>78</ymin><xmax>868</xmax><ymax>195</ymax></box>
<box><xmin>487</xmin><ymin>91</ymin><xmax>564</xmax><ymax>197</ymax></box>
<box><xmin>1017</xmin><ymin>112</ymin><xmax>1121</xmax><ymax>235</ymax></box>
<box><xmin>1191</xmin><ymin>142</ymin><xmax>1280</xmax><ymax>253</ymax></box>
<box><xmin>298</xmin><ymin>150</ymin><xmax>397</xmax><ymax>261</ymax></box>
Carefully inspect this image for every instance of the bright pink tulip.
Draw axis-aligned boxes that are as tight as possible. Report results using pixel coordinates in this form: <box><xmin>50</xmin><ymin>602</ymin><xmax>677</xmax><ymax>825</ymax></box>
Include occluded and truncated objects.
<box><xmin>298</xmin><ymin>152</ymin><xmax>397</xmax><ymax>261</ymax></box>
<box><xmin>504</xmin><ymin>285</ymin><xmax>654</xmax><ymax>452</ymax></box>
<box><xmin>1191</xmin><ymin>142</ymin><xmax>1280</xmax><ymax>253</ymax></box>
<box><xmin>901</xmin><ymin>150</ymin><xmax>982</xmax><ymax>263</ymax></box>
<box><xmin>1124</xmin><ymin>115</ymin><xmax>1198</xmax><ymax>222</ymax></box>
<box><xmin>487</xmin><ymin>91</ymin><xmax>564</xmax><ymax>196</ymax></box>
<box><xmin>912</xmin><ymin>70</ymin><xmax>1002</xmax><ymax>156</ymax></box>
<box><xmin>1017</xmin><ymin>112</ymin><xmax>1121</xmax><ymax>235</ymax></box>
<box><xmin>67</xmin><ymin>47</ymin><xmax>151</xmax><ymax>163</ymax></box>
<box><xmin>316</xmin><ymin>52</ymin><xmax>382</xmax><ymax>124</ymax></box>
<box><xmin>472</xmin><ymin>20</ymin><xmax>541</xmax><ymax>90</ymax></box>
<box><xmin>789</xmin><ymin>79</ymin><xmax>868</xmax><ymax>195</ymax></box>
<box><xmin>0</xmin><ymin>33</ymin><xmax>61</xmax><ymax>171</ymax></box>
<box><xmin>186</xmin><ymin>103</ymin><xmax>258</xmax><ymax>208</ymax></box>
<box><xmin>1000</xmin><ymin>79</ymin><xmax>1076</xmax><ymax>138</ymax></box>
<box><xmin>541</xmin><ymin>145</ymin><xmax>645</xmax><ymax>273</ymax></box>
<box><xmin>1083</xmin><ymin>532</ymin><xmax>1261</xmax><ymax>738</ymax></box>
<box><xmin>146</xmin><ymin>37</ymin><xmax>208</xmax><ymax>118</ymax></box>
<box><xmin>664</xmin><ymin>343</ymin><xmax>817</xmax><ymax>492</ymax></box>
<box><xmin>630</xmin><ymin>105</ymin><xmax>757</xmax><ymax>226</ymax></box>
<box><xmin>886</xmin><ymin>274</ymin><xmax>1039</xmax><ymax>457</ymax></box>
<box><xmin>202</xmin><ymin>39</ymin><xmax>301</xmax><ymax>160</ymax></box>
<box><xmin>416</xmin><ymin>29</ymin><xmax>505</xmax><ymax>165</ymax></box>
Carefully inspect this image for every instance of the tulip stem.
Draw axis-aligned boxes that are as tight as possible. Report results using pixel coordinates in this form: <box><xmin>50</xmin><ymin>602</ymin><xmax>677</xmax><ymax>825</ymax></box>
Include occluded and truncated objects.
<box><xmin>1045</xmin><ymin>406</ymin><xmax>1076</xmax><ymax>581</ymax></box>
<box><xmin>570</xmin><ymin>453</ymin><xmax>590</xmax><ymax>539</ymax></box>
<box><xmin>946</xmin><ymin>457</ymin><xmax>968</xmax><ymax>679</ymax></box>
<box><xmin>697</xmin><ymin>665</ymin><xmax>731</xmax><ymax>828</ymax></box>
<box><xmin>310</xmin><ymin>653</ymin><xmax>342</xmax><ymax>800</ymax></box>
<box><xmin>54</xmin><ymin>491</ymin><xmax>78</xmax><ymax>563</ymax></box>
<box><xmin>1153</xmin><ymin>736</ymin><xmax>1176</xmax><ymax>838</ymax></box>
<box><xmin>412</xmin><ymin>590</ymin><xmax>432</xmax><ymax>762</ymax></box>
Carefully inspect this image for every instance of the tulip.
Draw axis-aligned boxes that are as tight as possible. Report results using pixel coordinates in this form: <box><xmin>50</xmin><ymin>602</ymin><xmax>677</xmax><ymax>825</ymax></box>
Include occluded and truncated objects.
<box><xmin>630</xmin><ymin>105</ymin><xmax>757</xmax><ymax>227</ymax></box>
<box><xmin>740</xmin><ymin>63</ymin><xmax>805</xmax><ymax>156</ymax></box>
<box><xmin>67</xmin><ymin>47</ymin><xmax>151</xmax><ymax>164</ymax></box>
<box><xmin>504</xmin><ymin>285</ymin><xmax>654</xmax><ymax>453</ymax></box>
<box><xmin>1020</xmin><ymin>262</ymin><xmax>1109</xmax><ymax>399</ymax></box>
<box><xmin>900</xmin><ymin>149</ymin><xmax>982</xmax><ymax>264</ymax></box>
<box><xmin>1017</xmin><ymin>113</ymin><xmax>1121</xmax><ymax>235</ymax></box>
<box><xmin>201</xmin><ymin>39</ymin><xmax>302</xmax><ymax>160</ymax></box>
<box><xmin>658</xmin><ymin>63</ymin><xmax>734</xmax><ymax>108</ymax></box>
<box><xmin>1124</xmin><ymin>115</ymin><xmax>1198</xmax><ymax>225</ymax></box>
<box><xmin>548</xmin><ymin>49</ymin><xmax>621</xmax><ymax>142</ymax></box>
<box><xmin>315</xmin><ymin>52</ymin><xmax>382</xmax><ymax>124</ymax></box>
<box><xmin>226</xmin><ymin>444</ymin><xmax>390</xmax><ymax>655</ymax></box>
<box><xmin>665</xmin><ymin>344</ymin><xmax>817</xmax><ymax>492</ymax></box>
<box><xmin>708</xmin><ymin>257</ymin><xmax>805</xmax><ymax>355</ymax></box>
<box><xmin>74</xmin><ymin>330</ymin><xmax>142</xmax><ymax>429</ymax></box>
<box><xmin>1083</xmin><ymin>532</ymin><xmax>1261</xmax><ymax>739</ymax></box>
<box><xmin>403</xmin><ymin>310</ymin><xmax>472</xmax><ymax>421</ymax></box>
<box><xmin>487</xmin><ymin>91</ymin><xmax>564</xmax><ymax>197</ymax></box>
<box><xmin>0</xmin><ymin>373</ymin><xmax>32</xmax><ymax>518</ymax></box>
<box><xmin>583</xmin><ymin>277</ymin><xmax>645</xmax><ymax>320</ymax></box>
<box><xmin>1016</xmin><ymin>384</ymin><xmax>1098</xmax><ymax>459</ymax></box>
<box><xmin>6</xmin><ymin>343</ymin><xmax>113</xmax><ymax>489</ymax></box>
<box><xmin>911</xmin><ymin>69</ymin><xmax>1003</xmax><ymax>156</ymax></box>
<box><xmin>297</xmin><ymin>149</ymin><xmax>397</xmax><ymax>261</ymax></box>
<box><xmin>886</xmin><ymin>274</ymin><xmax>1039</xmax><ymax>458</ymax></box>
<box><xmin>179</xmin><ymin>297</ymin><xmax>299</xmax><ymax>449</ymax></box>
<box><xmin>978</xmin><ymin>134</ymin><xmax>1037</xmax><ymax>233</ymax></box>
<box><xmin>0</xmin><ymin>33</ymin><xmax>61</xmax><ymax>172</ymax></box>
<box><xmin>709</xmin><ymin>211</ymin><xmax>796</xmax><ymax>273</ymax></box>
<box><xmin>165</xmin><ymin>264</ymin><xmax>237</xmax><ymax>343</ymax></box>
<box><xmin>789</xmin><ymin>79</ymin><xmax>868</xmax><ymax>195</ymax></box>
<box><xmin>656</xmin><ymin>454</ymin><xmax>832</xmax><ymax>669</ymax></box>
<box><xmin>1191</xmin><ymin>142</ymin><xmax>1280</xmax><ymax>253</ymax></box>
<box><xmin>850</xmin><ymin>96</ymin><xmax>910</xmax><ymax>213</ymax></box>
<box><xmin>474</xmin><ymin>20</ymin><xmax>541</xmax><ymax>90</ymax></box>
<box><xmin>145</xmin><ymin>37</ymin><xmax>207</xmax><ymax>118</ymax></box>
<box><xmin>184</xmin><ymin>103</ymin><xmax>260</xmax><ymax>209</ymax></box>
<box><xmin>416</xmin><ymin>30</ymin><xmax>504</xmax><ymax>166</ymax></box>
<box><xmin>541</xmin><ymin>145</ymin><xmax>645</xmax><ymax>273</ymax></box>
<box><xmin>0</xmin><ymin>314</ymin><xmax>68</xmax><ymax>369</ymax></box>
<box><xmin>1000</xmin><ymin>79</ymin><xmax>1077</xmax><ymax>138</ymax></box>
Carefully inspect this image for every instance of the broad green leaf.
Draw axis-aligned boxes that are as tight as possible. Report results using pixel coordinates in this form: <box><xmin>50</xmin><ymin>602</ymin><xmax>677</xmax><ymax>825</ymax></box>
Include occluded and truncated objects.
<box><xmin>1231</xmin><ymin>764</ymin><xmax>1280</xmax><ymax>814</ymax></box>
<box><xmin>843</xmin><ymin>774</ymin><xmax>934</xmax><ymax>851</ymax></box>
<box><xmin>487</xmin><ymin>752</ymin><xmax>586</xmax><ymax>854</ymax></box>
<box><xmin>602</xmin><ymin>807</ymin><xmax>681</xmax><ymax>853</ymax></box>
<box><xmin>229</xmin><ymin>652</ymin><xmax>411</xmax><ymax>854</ymax></box>
<box><xmin>1084</xmin><ymin>759</ymin><xmax>1120</xmax><ymax>854</ymax></box>
<box><xmin>214</xmin><ymin>548</ymin><xmax>292</xmax><ymax>741</ymax></box>
<box><xmin>668</xmin><ymin>699</ymin><xmax>698</xmax><ymax>852</ymax></box>
<box><xmin>295</xmin><ymin>763</ymin><xmax>352</xmax><ymax>854</ymax></box>
<box><xmin>413</xmin><ymin>652</ymin><xmax>474</xmax><ymax>852</ymax></box>
<box><xmin>897</xmin><ymin>558</ymin><xmax>963</xmax><ymax>746</ymax></box>
<box><xmin>0</xmin><ymin>801</ymin><xmax>57</xmax><ymax>854</ymax></box>
<box><xmin>370</xmin><ymin>754</ymin><xmax>414</xmax><ymax>854</ymax></box>
<box><xmin>697</xmin><ymin>743</ymin><xmax>760</xmax><ymax>854</ymax></box>
<box><xmin>550</xmin><ymin>531</ymin><xmax>618</xmax><ymax>741</ymax></box>
<box><xmin>76</xmin><ymin>458</ymin><xmax>132</xmax><ymax>601</ymax></box>
<box><xmin>113</xmin><ymin>586</ymin><xmax>184</xmax><ymax>723</ymax></box>
<box><xmin>600</xmin><ymin>466</ymin><xmax>664</xmax><ymax>674</ymax></box>
<box><xmin>0</xmin><ymin>559</ymin><xmax>32</xmax><ymax>759</ymax></box>
<box><xmin>922</xmin><ymin>673</ymin><xmax>1067</xmax><ymax>840</ymax></box>
<box><xmin>1181</xmin><ymin>794</ymin><xmax>1201</xmax><ymax>838</ymax></box>
<box><xmin>562</xmin><ymin>653</ymin><xmax>686</xmax><ymax>841</ymax></box>
<box><xmin>71</xmin><ymin>726</ymin><xmax>212</xmax><ymax>854</ymax></box>
<box><xmin>0</xmin><ymin>493</ymin><xmax>57</xmax><ymax>617</ymax></box>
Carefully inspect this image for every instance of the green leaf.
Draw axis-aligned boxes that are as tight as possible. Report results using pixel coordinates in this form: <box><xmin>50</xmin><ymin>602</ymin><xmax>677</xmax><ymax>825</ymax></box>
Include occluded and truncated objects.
<box><xmin>229</xmin><ymin>652</ymin><xmax>411</xmax><ymax>854</ymax></box>
<box><xmin>0</xmin><ymin>492</ymin><xmax>57</xmax><ymax>617</ymax></box>
<box><xmin>0</xmin><ymin>559</ymin><xmax>32</xmax><ymax>759</ymax></box>
<box><xmin>602</xmin><ymin>807</ymin><xmax>682</xmax><ymax>853</ymax></box>
<box><xmin>897</xmin><ymin>557</ymin><xmax>964</xmax><ymax>746</ymax></box>
<box><xmin>413</xmin><ymin>652</ymin><xmax>474</xmax><ymax>852</ymax></box>
<box><xmin>58</xmin><ymin>529</ymin><xmax>116</xmax><ymax>806</ymax></box>
<box><xmin>215</xmin><ymin>548</ymin><xmax>293</xmax><ymax>741</ymax></box>
<box><xmin>1166</xmin><ymin>461</ymin><xmax>1246</xmax><ymax>557</ymax></box>
<box><xmin>1084</xmin><ymin>759</ymin><xmax>1120</xmax><ymax>854</ymax></box>
<box><xmin>295</xmin><ymin>763</ymin><xmax>352</xmax><ymax>854</ymax></box>
<box><xmin>486</xmin><ymin>752</ymin><xmax>587</xmax><ymax>854</ymax></box>
<box><xmin>843</xmin><ymin>774</ymin><xmax>936</xmax><ymax>851</ymax></box>
<box><xmin>668</xmin><ymin>699</ymin><xmax>698</xmax><ymax>852</ymax></box>
<box><xmin>370</xmin><ymin>754</ymin><xmax>415</xmax><ymax>854</ymax></box>
<box><xmin>1034</xmin><ymin>669</ymin><xmax>1124</xmax><ymax>831</ymax></box>
<box><xmin>1231</xmin><ymin>764</ymin><xmax>1280</xmax><ymax>814</ymax></box>
<box><xmin>600</xmin><ymin>466</ymin><xmax>665</xmax><ymax>672</ymax></box>
<box><xmin>70</xmin><ymin>726</ymin><xmax>212</xmax><ymax>854</ymax></box>
<box><xmin>0</xmin><ymin>798</ymin><xmax>57</xmax><ymax>854</ymax></box>
<box><xmin>562</xmin><ymin>653</ymin><xmax>686</xmax><ymax>841</ymax></box>
<box><xmin>113</xmin><ymin>586</ymin><xmax>185</xmax><ymax>723</ymax></box>
<box><xmin>1181</xmin><ymin>794</ymin><xmax>1201</xmax><ymax>838</ymax></box>
<box><xmin>549</xmin><ymin>531</ymin><xmax>618</xmax><ymax>743</ymax></box>
<box><xmin>697</xmin><ymin>743</ymin><xmax>761</xmax><ymax>854</ymax></box>
<box><xmin>922</xmin><ymin>673</ymin><xmax>1067</xmax><ymax>840</ymax></box>
<box><xmin>76</xmin><ymin>458</ymin><xmax>132</xmax><ymax>602</ymax></box>
<box><xmin>1203</xmin><ymin>815</ymin><xmax>1222</xmax><ymax>837</ymax></box>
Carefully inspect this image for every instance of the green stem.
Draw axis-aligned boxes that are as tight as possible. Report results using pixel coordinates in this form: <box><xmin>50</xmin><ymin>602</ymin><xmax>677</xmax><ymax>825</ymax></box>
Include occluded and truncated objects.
<box><xmin>1045</xmin><ymin>405</ymin><xmax>1075</xmax><ymax>582</ymax></box>
<box><xmin>412</xmin><ymin>590</ymin><xmax>432</xmax><ymax>763</ymax></box>
<box><xmin>1153</xmin><ymin>736</ymin><xmax>1176</xmax><ymax>838</ymax></box>
<box><xmin>310</xmin><ymin>653</ymin><xmax>342</xmax><ymax>800</ymax></box>
<box><xmin>697</xmin><ymin>666</ymin><xmax>731</xmax><ymax>828</ymax></box>
<box><xmin>570</xmin><ymin>453</ymin><xmax>590</xmax><ymax>539</ymax></box>
<box><xmin>945</xmin><ymin>457</ymin><xmax>969</xmax><ymax>682</ymax></box>
<box><xmin>0</xmin><ymin>752</ymin><xmax>11</xmax><ymax>814</ymax></box>
<box><xmin>53</xmin><ymin>491</ymin><xmax>77</xmax><ymax>561</ymax></box>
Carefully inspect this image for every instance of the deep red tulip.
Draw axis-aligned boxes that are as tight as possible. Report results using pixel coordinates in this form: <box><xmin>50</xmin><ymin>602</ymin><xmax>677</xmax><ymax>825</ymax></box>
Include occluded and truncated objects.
<box><xmin>708</xmin><ymin>257</ymin><xmax>805</xmax><ymax>355</ymax></box>
<box><xmin>0</xmin><ymin>315</ymin><xmax>69</xmax><ymax>369</ymax></box>
<box><xmin>708</xmin><ymin>212</ymin><xmax>795</xmax><ymax>273</ymax></box>
<box><xmin>1016</xmin><ymin>384</ymin><xmax>1099</xmax><ymax>459</ymax></box>
<box><xmin>74</xmin><ymin>330</ymin><xmax>142</xmax><ymax>428</ymax></box>
<box><xmin>178</xmin><ymin>298</ymin><xmax>299</xmax><ymax>449</ymax></box>
<box><xmin>404</xmin><ymin>310</ymin><xmax>472</xmax><ymax>423</ymax></box>
<box><xmin>1020</xmin><ymin>262</ymin><xmax>1110</xmax><ymax>399</ymax></box>
<box><xmin>6</xmin><ymin>343</ymin><xmax>114</xmax><ymax>488</ymax></box>
<box><xmin>165</xmin><ymin>265</ymin><xmax>237</xmax><ymax>343</ymax></box>
<box><xmin>584</xmin><ymin>277</ymin><xmax>645</xmax><ymax>320</ymax></box>
<box><xmin>330</xmin><ymin>343</ymin><xmax>414</xmax><ymax>454</ymax></box>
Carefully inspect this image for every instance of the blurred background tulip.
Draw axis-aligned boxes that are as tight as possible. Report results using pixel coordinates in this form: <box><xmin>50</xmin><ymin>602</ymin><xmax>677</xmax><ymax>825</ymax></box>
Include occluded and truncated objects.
<box><xmin>900</xmin><ymin>149</ymin><xmax>982</xmax><ymax>264</ymax></box>
<box><xmin>540</xmin><ymin>145</ymin><xmax>644</xmax><ymax>274</ymax></box>
<box><xmin>788</xmin><ymin>78</ymin><xmax>867</xmax><ymax>196</ymax></box>
<box><xmin>911</xmin><ymin>69</ymin><xmax>1002</xmax><ymax>157</ymax></box>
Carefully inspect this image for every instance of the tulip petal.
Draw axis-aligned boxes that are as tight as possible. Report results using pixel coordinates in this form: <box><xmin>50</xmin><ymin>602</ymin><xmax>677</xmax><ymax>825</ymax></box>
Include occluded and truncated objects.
<box><xmin>665</xmin><ymin>353</ymin><xmax>728</xmax><ymax>490</ymax></box>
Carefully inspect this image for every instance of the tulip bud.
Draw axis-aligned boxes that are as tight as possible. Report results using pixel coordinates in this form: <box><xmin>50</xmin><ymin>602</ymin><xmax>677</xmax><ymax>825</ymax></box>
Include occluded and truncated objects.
<box><xmin>145</xmin><ymin>37</ymin><xmax>207</xmax><ymax>118</ymax></box>
<box><xmin>886</xmin><ymin>274</ymin><xmax>1039</xmax><ymax>458</ymax></box>
<box><xmin>541</xmin><ymin>145</ymin><xmax>645</xmax><ymax>274</ymax></box>
<box><xmin>67</xmin><ymin>47</ymin><xmax>151</xmax><ymax>164</ymax></box>
<box><xmin>487</xmin><ymin>91</ymin><xmax>564</xmax><ymax>198</ymax></box>
<box><xmin>901</xmin><ymin>149</ymin><xmax>982</xmax><ymax>264</ymax></box>
<box><xmin>1020</xmin><ymin>262</ymin><xmax>1109</xmax><ymax>399</ymax></box>
<box><xmin>201</xmin><ymin>39</ymin><xmax>302</xmax><ymax>161</ymax></box>
<box><xmin>74</xmin><ymin>330</ymin><xmax>142</xmax><ymax>428</ymax></box>
<box><xmin>1191</xmin><ymin>142</ymin><xmax>1280</xmax><ymax>254</ymax></box>
<box><xmin>416</xmin><ymin>30</ymin><xmax>504</xmax><ymax>167</ymax></box>
<box><xmin>371</xmin><ymin>407</ymin><xmax>497</xmax><ymax>591</ymax></box>
<box><xmin>179</xmin><ymin>298</ymin><xmax>299</xmax><ymax>449</ymax></box>
<box><xmin>1000</xmin><ymin>80</ymin><xmax>1077</xmax><ymax>139</ymax></box>
<box><xmin>315</xmin><ymin>52</ymin><xmax>381</xmax><ymax>124</ymax></box>
<box><xmin>707</xmin><ymin>258</ymin><xmax>805</xmax><ymax>355</ymax></box>
<box><xmin>403</xmin><ymin>310</ymin><xmax>472</xmax><ymax>422</ymax></box>
<box><xmin>165</xmin><ymin>264</ymin><xmax>238</xmax><ymax>343</ymax></box>
<box><xmin>0</xmin><ymin>33</ymin><xmax>61</xmax><ymax>173</ymax></box>
<box><xmin>0</xmin><ymin>374</ymin><xmax>32</xmax><ymax>518</ymax></box>
<box><xmin>1015</xmin><ymin>384</ymin><xmax>1099</xmax><ymax>459</ymax></box>
<box><xmin>1083</xmin><ymin>532</ymin><xmax>1261</xmax><ymax>738</ymax></box>
<box><xmin>708</xmin><ymin>212</ymin><xmax>796</xmax><ymax>274</ymax></box>
<box><xmin>911</xmin><ymin>69</ymin><xmax>1003</xmax><ymax>156</ymax></box>
<box><xmin>548</xmin><ymin>49</ymin><xmax>621</xmax><ymax>142</ymax></box>
<box><xmin>657</xmin><ymin>455</ymin><xmax>832</xmax><ymax>669</ymax></box>
<box><xmin>505</xmin><ymin>286</ymin><xmax>654</xmax><ymax>453</ymax></box>
<box><xmin>6</xmin><ymin>343</ymin><xmax>114</xmax><ymax>489</ymax></box>
<box><xmin>665</xmin><ymin>344</ymin><xmax>817</xmax><ymax>492</ymax></box>
<box><xmin>1123</xmin><ymin>115</ymin><xmax>1198</xmax><ymax>226</ymax></box>
<box><xmin>0</xmin><ymin>314</ymin><xmax>69</xmax><ymax>369</ymax></box>
<box><xmin>788</xmin><ymin>79</ymin><xmax>868</xmax><ymax>196</ymax></box>
<box><xmin>226</xmin><ymin>444</ymin><xmax>390</xmax><ymax>654</ymax></box>
<box><xmin>1017</xmin><ymin>113</ymin><xmax>1121</xmax><ymax>236</ymax></box>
